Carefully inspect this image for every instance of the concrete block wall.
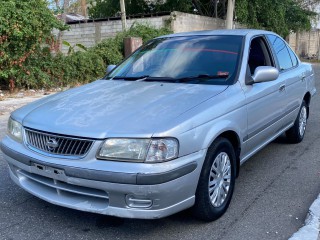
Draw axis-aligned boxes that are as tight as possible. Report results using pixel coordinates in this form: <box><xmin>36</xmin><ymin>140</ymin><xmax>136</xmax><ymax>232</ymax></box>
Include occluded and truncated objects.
<box><xmin>59</xmin><ymin>11</ymin><xmax>247</xmax><ymax>54</ymax></box>
<box><xmin>289</xmin><ymin>30</ymin><xmax>320</xmax><ymax>58</ymax></box>
<box><xmin>170</xmin><ymin>11</ymin><xmax>226</xmax><ymax>32</ymax></box>
<box><xmin>60</xmin><ymin>16</ymin><xmax>170</xmax><ymax>53</ymax></box>
<box><xmin>59</xmin><ymin>11</ymin><xmax>320</xmax><ymax>58</ymax></box>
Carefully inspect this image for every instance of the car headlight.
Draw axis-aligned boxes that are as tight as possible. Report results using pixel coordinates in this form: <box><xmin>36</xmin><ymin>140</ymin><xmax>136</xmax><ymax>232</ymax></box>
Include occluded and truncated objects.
<box><xmin>97</xmin><ymin>138</ymin><xmax>179</xmax><ymax>163</ymax></box>
<box><xmin>7</xmin><ymin>118</ymin><xmax>23</xmax><ymax>142</ymax></box>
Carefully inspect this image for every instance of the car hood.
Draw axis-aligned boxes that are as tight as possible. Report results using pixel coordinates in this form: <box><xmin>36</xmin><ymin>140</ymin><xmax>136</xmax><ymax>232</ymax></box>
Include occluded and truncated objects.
<box><xmin>14</xmin><ymin>80</ymin><xmax>228</xmax><ymax>139</ymax></box>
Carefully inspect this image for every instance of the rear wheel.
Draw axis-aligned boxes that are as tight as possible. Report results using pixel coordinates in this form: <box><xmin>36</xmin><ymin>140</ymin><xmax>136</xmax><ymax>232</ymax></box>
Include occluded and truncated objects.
<box><xmin>193</xmin><ymin>137</ymin><xmax>236</xmax><ymax>221</ymax></box>
<box><xmin>286</xmin><ymin>101</ymin><xmax>307</xmax><ymax>143</ymax></box>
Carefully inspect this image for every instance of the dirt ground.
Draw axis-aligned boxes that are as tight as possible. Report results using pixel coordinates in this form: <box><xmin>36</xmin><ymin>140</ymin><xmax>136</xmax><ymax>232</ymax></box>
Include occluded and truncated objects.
<box><xmin>0</xmin><ymin>92</ymin><xmax>56</xmax><ymax>116</ymax></box>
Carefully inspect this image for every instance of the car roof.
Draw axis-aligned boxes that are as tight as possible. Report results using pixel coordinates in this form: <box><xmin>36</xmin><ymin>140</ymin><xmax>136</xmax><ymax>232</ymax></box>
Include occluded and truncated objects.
<box><xmin>159</xmin><ymin>29</ymin><xmax>276</xmax><ymax>38</ymax></box>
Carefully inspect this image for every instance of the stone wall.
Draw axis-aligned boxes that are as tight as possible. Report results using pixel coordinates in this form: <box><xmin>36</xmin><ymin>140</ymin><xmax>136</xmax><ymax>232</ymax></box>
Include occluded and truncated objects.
<box><xmin>58</xmin><ymin>11</ymin><xmax>320</xmax><ymax>58</ymax></box>
<box><xmin>289</xmin><ymin>30</ymin><xmax>320</xmax><ymax>58</ymax></box>
<box><xmin>169</xmin><ymin>12</ymin><xmax>226</xmax><ymax>33</ymax></box>
<box><xmin>60</xmin><ymin>15</ymin><xmax>168</xmax><ymax>53</ymax></box>
<box><xmin>59</xmin><ymin>11</ymin><xmax>245</xmax><ymax>54</ymax></box>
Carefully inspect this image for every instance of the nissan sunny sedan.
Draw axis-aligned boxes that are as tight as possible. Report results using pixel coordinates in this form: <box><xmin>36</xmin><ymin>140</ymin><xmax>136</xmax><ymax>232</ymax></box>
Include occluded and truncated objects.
<box><xmin>0</xmin><ymin>29</ymin><xmax>316</xmax><ymax>221</ymax></box>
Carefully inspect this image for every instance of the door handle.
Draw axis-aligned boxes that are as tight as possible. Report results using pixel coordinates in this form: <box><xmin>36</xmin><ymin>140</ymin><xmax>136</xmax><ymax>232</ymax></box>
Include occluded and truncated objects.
<box><xmin>279</xmin><ymin>84</ymin><xmax>286</xmax><ymax>92</ymax></box>
<box><xmin>300</xmin><ymin>74</ymin><xmax>306</xmax><ymax>81</ymax></box>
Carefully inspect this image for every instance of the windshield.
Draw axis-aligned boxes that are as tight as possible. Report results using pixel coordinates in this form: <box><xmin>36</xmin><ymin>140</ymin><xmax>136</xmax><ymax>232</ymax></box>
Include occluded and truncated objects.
<box><xmin>107</xmin><ymin>35</ymin><xmax>243</xmax><ymax>85</ymax></box>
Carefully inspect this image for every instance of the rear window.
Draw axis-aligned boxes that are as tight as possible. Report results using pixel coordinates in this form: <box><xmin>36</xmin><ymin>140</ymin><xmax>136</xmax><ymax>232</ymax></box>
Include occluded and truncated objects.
<box><xmin>108</xmin><ymin>35</ymin><xmax>244</xmax><ymax>85</ymax></box>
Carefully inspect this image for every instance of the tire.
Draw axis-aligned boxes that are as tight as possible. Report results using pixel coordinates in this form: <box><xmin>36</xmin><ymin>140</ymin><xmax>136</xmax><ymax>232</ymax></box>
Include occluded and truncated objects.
<box><xmin>193</xmin><ymin>137</ymin><xmax>236</xmax><ymax>221</ymax></box>
<box><xmin>286</xmin><ymin>101</ymin><xmax>307</xmax><ymax>144</ymax></box>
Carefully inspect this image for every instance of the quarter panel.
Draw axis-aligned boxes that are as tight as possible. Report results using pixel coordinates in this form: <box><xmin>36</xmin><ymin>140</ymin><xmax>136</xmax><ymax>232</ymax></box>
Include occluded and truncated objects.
<box><xmin>282</xmin><ymin>66</ymin><xmax>305</xmax><ymax>126</ymax></box>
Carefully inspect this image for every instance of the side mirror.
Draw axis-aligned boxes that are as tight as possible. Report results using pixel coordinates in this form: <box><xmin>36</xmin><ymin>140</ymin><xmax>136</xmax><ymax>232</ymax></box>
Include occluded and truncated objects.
<box><xmin>252</xmin><ymin>66</ymin><xmax>279</xmax><ymax>83</ymax></box>
<box><xmin>106</xmin><ymin>65</ymin><xmax>116</xmax><ymax>74</ymax></box>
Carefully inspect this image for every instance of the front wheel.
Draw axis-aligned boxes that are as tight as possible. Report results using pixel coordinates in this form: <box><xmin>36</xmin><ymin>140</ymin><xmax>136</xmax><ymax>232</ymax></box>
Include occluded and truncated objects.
<box><xmin>193</xmin><ymin>137</ymin><xmax>236</xmax><ymax>221</ymax></box>
<box><xmin>286</xmin><ymin>101</ymin><xmax>307</xmax><ymax>143</ymax></box>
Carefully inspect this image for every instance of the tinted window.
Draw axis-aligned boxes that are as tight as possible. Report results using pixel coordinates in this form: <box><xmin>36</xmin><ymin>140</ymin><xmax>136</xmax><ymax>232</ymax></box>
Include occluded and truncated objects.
<box><xmin>267</xmin><ymin>35</ymin><xmax>293</xmax><ymax>71</ymax></box>
<box><xmin>108</xmin><ymin>35</ymin><xmax>244</xmax><ymax>85</ymax></box>
<box><xmin>287</xmin><ymin>46</ymin><xmax>298</xmax><ymax>66</ymax></box>
<box><xmin>248</xmin><ymin>37</ymin><xmax>274</xmax><ymax>75</ymax></box>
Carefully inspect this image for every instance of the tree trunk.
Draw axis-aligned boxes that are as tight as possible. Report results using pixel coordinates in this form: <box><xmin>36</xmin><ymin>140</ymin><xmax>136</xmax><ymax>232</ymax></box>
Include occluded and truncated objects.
<box><xmin>214</xmin><ymin>0</ymin><xmax>218</xmax><ymax>18</ymax></box>
<box><xmin>81</xmin><ymin>0</ymin><xmax>87</xmax><ymax>18</ymax></box>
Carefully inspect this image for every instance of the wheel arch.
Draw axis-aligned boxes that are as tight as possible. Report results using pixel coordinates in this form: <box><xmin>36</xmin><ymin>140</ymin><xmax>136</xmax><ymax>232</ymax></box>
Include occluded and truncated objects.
<box><xmin>207</xmin><ymin>130</ymin><xmax>241</xmax><ymax>178</ymax></box>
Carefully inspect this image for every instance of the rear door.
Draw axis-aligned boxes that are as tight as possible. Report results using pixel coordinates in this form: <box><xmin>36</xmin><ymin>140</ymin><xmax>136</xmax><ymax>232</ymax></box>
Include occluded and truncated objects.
<box><xmin>266</xmin><ymin>34</ymin><xmax>305</xmax><ymax>128</ymax></box>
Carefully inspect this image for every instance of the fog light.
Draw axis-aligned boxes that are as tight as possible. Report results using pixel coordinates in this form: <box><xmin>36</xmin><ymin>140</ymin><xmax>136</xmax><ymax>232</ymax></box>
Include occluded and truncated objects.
<box><xmin>125</xmin><ymin>195</ymin><xmax>153</xmax><ymax>208</ymax></box>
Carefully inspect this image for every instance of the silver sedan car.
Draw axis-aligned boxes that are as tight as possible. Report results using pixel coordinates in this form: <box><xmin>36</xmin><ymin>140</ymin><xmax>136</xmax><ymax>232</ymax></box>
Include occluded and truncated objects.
<box><xmin>1</xmin><ymin>29</ymin><xmax>316</xmax><ymax>221</ymax></box>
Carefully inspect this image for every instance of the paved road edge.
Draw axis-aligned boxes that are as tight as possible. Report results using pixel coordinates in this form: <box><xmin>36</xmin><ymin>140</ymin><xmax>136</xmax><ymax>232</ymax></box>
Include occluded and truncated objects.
<box><xmin>288</xmin><ymin>193</ymin><xmax>320</xmax><ymax>240</ymax></box>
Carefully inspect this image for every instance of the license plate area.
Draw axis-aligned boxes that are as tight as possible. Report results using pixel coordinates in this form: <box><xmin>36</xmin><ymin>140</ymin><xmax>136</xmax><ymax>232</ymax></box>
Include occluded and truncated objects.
<box><xmin>30</xmin><ymin>162</ymin><xmax>67</xmax><ymax>181</ymax></box>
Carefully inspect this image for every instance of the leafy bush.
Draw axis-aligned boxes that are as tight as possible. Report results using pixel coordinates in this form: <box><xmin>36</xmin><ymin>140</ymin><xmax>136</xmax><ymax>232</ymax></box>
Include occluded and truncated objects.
<box><xmin>91</xmin><ymin>39</ymin><xmax>124</xmax><ymax>66</ymax></box>
<box><xmin>0</xmin><ymin>0</ymin><xmax>66</xmax><ymax>88</ymax></box>
<box><xmin>15</xmin><ymin>48</ymin><xmax>105</xmax><ymax>89</ymax></box>
<box><xmin>64</xmin><ymin>50</ymin><xmax>105</xmax><ymax>85</ymax></box>
<box><xmin>1</xmin><ymin>22</ymin><xmax>171</xmax><ymax>90</ymax></box>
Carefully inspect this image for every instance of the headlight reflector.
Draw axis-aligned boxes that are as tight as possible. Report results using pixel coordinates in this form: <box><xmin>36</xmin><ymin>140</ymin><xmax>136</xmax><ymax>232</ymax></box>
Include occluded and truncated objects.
<box><xmin>7</xmin><ymin>118</ymin><xmax>22</xmax><ymax>142</ymax></box>
<box><xmin>97</xmin><ymin>138</ymin><xmax>179</xmax><ymax>162</ymax></box>
<box><xmin>98</xmin><ymin>138</ymin><xmax>150</xmax><ymax>161</ymax></box>
<box><xmin>145</xmin><ymin>138</ymin><xmax>178</xmax><ymax>162</ymax></box>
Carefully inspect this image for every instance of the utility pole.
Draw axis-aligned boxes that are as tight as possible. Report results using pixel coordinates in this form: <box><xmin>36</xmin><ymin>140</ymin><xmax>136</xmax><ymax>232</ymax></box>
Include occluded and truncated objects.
<box><xmin>226</xmin><ymin>0</ymin><xmax>235</xmax><ymax>29</ymax></box>
<box><xmin>120</xmin><ymin>0</ymin><xmax>127</xmax><ymax>31</ymax></box>
<box><xmin>81</xmin><ymin>0</ymin><xmax>87</xmax><ymax>19</ymax></box>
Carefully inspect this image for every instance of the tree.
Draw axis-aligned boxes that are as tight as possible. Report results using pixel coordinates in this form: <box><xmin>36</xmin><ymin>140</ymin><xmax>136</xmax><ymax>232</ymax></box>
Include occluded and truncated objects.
<box><xmin>192</xmin><ymin>0</ymin><xmax>227</xmax><ymax>18</ymax></box>
<box><xmin>82</xmin><ymin>0</ymin><xmax>318</xmax><ymax>37</ymax></box>
<box><xmin>88</xmin><ymin>0</ymin><xmax>193</xmax><ymax>19</ymax></box>
<box><xmin>89</xmin><ymin>0</ymin><xmax>148</xmax><ymax>19</ymax></box>
<box><xmin>235</xmin><ymin>0</ymin><xmax>317</xmax><ymax>37</ymax></box>
<box><xmin>0</xmin><ymin>0</ymin><xmax>66</xmax><ymax>89</ymax></box>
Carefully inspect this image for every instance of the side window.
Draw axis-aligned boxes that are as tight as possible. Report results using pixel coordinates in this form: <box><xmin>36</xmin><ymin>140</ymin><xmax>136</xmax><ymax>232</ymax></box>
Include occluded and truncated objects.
<box><xmin>287</xmin><ymin>46</ymin><xmax>298</xmax><ymax>67</ymax></box>
<box><xmin>248</xmin><ymin>37</ymin><xmax>274</xmax><ymax>75</ymax></box>
<box><xmin>267</xmin><ymin>35</ymin><xmax>293</xmax><ymax>71</ymax></box>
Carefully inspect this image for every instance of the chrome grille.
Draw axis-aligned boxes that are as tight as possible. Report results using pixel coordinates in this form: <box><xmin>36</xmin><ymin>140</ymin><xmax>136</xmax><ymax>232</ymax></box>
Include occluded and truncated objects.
<box><xmin>25</xmin><ymin>129</ymin><xmax>93</xmax><ymax>157</ymax></box>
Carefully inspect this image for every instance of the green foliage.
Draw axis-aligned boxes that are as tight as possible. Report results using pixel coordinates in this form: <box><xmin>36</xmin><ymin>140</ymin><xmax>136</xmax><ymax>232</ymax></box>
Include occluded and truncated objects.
<box><xmin>91</xmin><ymin>39</ymin><xmax>124</xmax><ymax>66</ymax></box>
<box><xmin>89</xmin><ymin>0</ymin><xmax>149</xmax><ymax>19</ymax></box>
<box><xmin>1</xmin><ymin>20</ymin><xmax>171</xmax><ymax>89</ymax></box>
<box><xmin>88</xmin><ymin>0</ymin><xmax>119</xmax><ymax>19</ymax></box>
<box><xmin>150</xmin><ymin>0</ymin><xmax>193</xmax><ymax>13</ymax></box>
<box><xmin>0</xmin><ymin>0</ymin><xmax>67</xmax><ymax>87</ymax></box>
<box><xmin>88</xmin><ymin>0</ymin><xmax>193</xmax><ymax>19</ymax></box>
<box><xmin>88</xmin><ymin>0</ymin><xmax>317</xmax><ymax>38</ymax></box>
<box><xmin>14</xmin><ymin>47</ymin><xmax>105</xmax><ymax>89</ymax></box>
<box><xmin>235</xmin><ymin>0</ymin><xmax>317</xmax><ymax>37</ymax></box>
<box><xmin>63</xmin><ymin>40</ymin><xmax>87</xmax><ymax>55</ymax></box>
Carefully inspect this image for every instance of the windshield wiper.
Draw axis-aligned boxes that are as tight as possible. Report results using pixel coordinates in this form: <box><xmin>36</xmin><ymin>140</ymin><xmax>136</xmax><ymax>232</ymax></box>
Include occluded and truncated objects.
<box><xmin>175</xmin><ymin>74</ymin><xmax>229</xmax><ymax>83</ymax></box>
<box><xmin>111</xmin><ymin>74</ymin><xmax>229</xmax><ymax>83</ymax></box>
<box><xmin>112</xmin><ymin>76</ymin><xmax>177</xmax><ymax>82</ymax></box>
<box><xmin>112</xmin><ymin>75</ymin><xmax>150</xmax><ymax>81</ymax></box>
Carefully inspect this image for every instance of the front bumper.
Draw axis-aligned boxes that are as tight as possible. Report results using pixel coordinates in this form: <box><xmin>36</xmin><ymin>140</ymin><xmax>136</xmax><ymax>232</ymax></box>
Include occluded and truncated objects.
<box><xmin>0</xmin><ymin>136</ymin><xmax>206</xmax><ymax>219</ymax></box>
